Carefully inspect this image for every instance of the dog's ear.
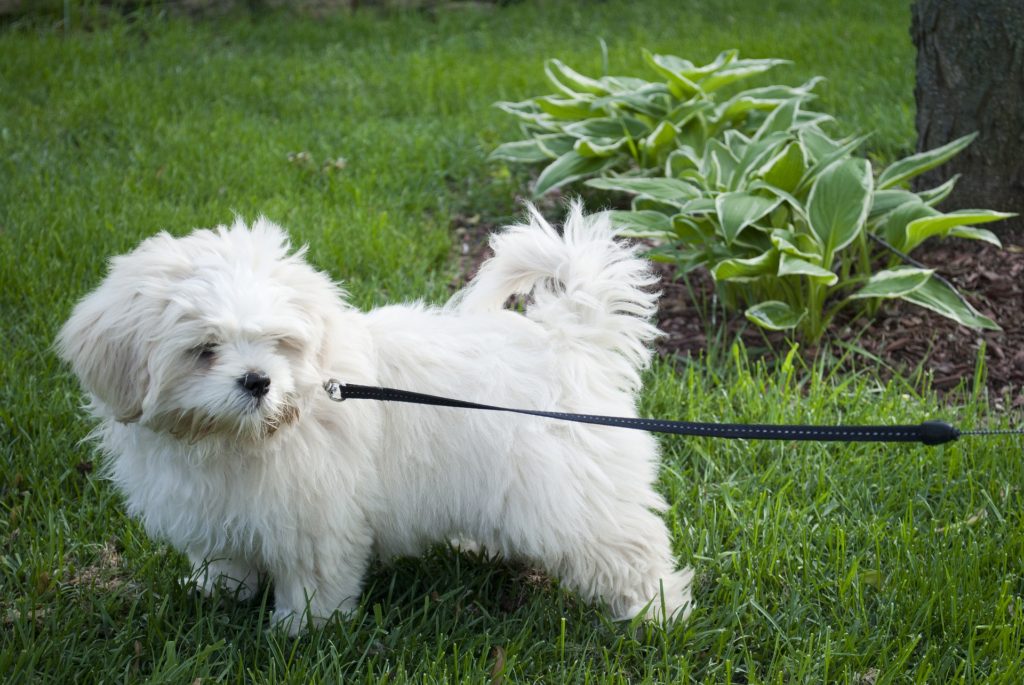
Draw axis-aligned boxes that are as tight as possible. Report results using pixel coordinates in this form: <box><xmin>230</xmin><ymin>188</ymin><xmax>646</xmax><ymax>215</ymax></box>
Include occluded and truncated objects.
<box><xmin>57</xmin><ymin>272</ymin><xmax>151</xmax><ymax>423</ymax></box>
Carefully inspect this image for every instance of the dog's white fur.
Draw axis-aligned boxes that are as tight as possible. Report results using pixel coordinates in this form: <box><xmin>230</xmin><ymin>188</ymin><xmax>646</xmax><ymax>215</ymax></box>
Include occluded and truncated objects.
<box><xmin>57</xmin><ymin>203</ymin><xmax>693</xmax><ymax>634</ymax></box>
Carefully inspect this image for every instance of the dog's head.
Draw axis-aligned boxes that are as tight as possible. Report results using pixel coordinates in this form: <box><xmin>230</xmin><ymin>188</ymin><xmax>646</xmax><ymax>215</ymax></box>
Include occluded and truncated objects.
<box><xmin>57</xmin><ymin>217</ymin><xmax>342</xmax><ymax>442</ymax></box>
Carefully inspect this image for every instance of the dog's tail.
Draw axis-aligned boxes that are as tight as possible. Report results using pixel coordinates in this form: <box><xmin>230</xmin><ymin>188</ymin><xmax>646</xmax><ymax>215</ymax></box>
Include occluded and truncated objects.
<box><xmin>450</xmin><ymin>201</ymin><xmax>661</xmax><ymax>394</ymax></box>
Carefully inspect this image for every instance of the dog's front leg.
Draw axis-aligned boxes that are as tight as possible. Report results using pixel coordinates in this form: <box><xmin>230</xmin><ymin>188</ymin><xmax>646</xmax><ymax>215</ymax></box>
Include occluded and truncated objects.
<box><xmin>185</xmin><ymin>552</ymin><xmax>262</xmax><ymax>601</ymax></box>
<box><xmin>268</xmin><ymin>530</ymin><xmax>374</xmax><ymax>636</ymax></box>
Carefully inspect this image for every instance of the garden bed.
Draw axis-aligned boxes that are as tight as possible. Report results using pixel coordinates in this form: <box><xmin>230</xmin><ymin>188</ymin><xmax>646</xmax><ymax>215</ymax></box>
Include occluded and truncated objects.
<box><xmin>453</xmin><ymin>213</ymin><xmax>1024</xmax><ymax>407</ymax></box>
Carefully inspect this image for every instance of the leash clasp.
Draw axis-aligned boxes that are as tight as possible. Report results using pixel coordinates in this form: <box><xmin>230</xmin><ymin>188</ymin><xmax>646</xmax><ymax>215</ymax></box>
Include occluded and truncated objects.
<box><xmin>323</xmin><ymin>379</ymin><xmax>347</xmax><ymax>402</ymax></box>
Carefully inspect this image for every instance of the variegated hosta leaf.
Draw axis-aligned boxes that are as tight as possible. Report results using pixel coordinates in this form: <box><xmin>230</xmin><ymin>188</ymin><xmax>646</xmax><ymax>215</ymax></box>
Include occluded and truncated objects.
<box><xmin>770</xmin><ymin>227</ymin><xmax>822</xmax><ymax>261</ymax></box>
<box><xmin>604</xmin><ymin>209</ymin><xmax>673</xmax><ymax>238</ymax></box>
<box><xmin>745</xmin><ymin>300</ymin><xmax>805</xmax><ymax>330</ymax></box>
<box><xmin>876</xmin><ymin>133</ymin><xmax>977</xmax><ymax>190</ymax></box>
<box><xmin>869</xmin><ymin>189</ymin><xmax>918</xmax><ymax>221</ymax></box>
<box><xmin>876</xmin><ymin>197</ymin><xmax>937</xmax><ymax>250</ymax></box>
<box><xmin>642</xmin><ymin>49</ymin><xmax>701</xmax><ymax>98</ymax></box>
<box><xmin>489</xmin><ymin>138</ymin><xmax>552</xmax><ymax>163</ymax></box>
<box><xmin>849</xmin><ymin>266</ymin><xmax>934</xmax><ymax>300</ymax></box>
<box><xmin>899</xmin><ymin>276</ymin><xmax>1000</xmax><ymax>331</ymax></box>
<box><xmin>807</xmin><ymin>157</ymin><xmax>873</xmax><ymax>260</ymax></box>
<box><xmin>903</xmin><ymin>209</ymin><xmax>1015</xmax><ymax>253</ymax></box>
<box><xmin>778</xmin><ymin>253</ymin><xmax>837</xmax><ymax>285</ymax></box>
<box><xmin>795</xmin><ymin>131</ymin><xmax>871</xmax><ymax>195</ymax></box>
<box><xmin>535</xmin><ymin>95</ymin><xmax>596</xmax><ymax>120</ymax></box>
<box><xmin>574</xmin><ymin>137</ymin><xmax>626</xmax><ymax>158</ymax></box>
<box><xmin>563</xmin><ymin>116</ymin><xmax>650</xmax><ymax>140</ymax></box>
<box><xmin>715</xmin><ymin>191</ymin><xmax>781</xmax><ymax>244</ymax></box>
<box><xmin>544</xmin><ymin>58</ymin><xmax>608</xmax><ymax>96</ymax></box>
<box><xmin>711</xmin><ymin>249</ymin><xmax>779</xmax><ymax>282</ymax></box>
<box><xmin>948</xmin><ymin>226</ymin><xmax>1001</xmax><ymax>246</ymax></box>
<box><xmin>533</xmin><ymin>151</ymin><xmax>618</xmax><ymax>196</ymax></box>
<box><xmin>666</xmin><ymin>146</ymin><xmax>701</xmax><ymax>178</ymax></box>
<box><xmin>641</xmin><ymin>120</ymin><xmax>677</xmax><ymax>157</ymax></box>
<box><xmin>585</xmin><ymin>176</ymin><xmax>701</xmax><ymax>204</ymax></box>
<box><xmin>699</xmin><ymin>58</ymin><xmax>791</xmax><ymax>94</ymax></box>
<box><xmin>757</xmin><ymin>140</ymin><xmax>805</xmax><ymax>193</ymax></box>
<box><xmin>917</xmin><ymin>175</ymin><xmax>959</xmax><ymax>206</ymax></box>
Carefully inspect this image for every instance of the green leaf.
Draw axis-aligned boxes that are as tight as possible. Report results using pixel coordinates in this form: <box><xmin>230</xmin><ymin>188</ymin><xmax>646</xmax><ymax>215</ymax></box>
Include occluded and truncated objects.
<box><xmin>869</xmin><ymin>189</ymin><xmax>918</xmax><ymax>221</ymax></box>
<box><xmin>642</xmin><ymin>50</ymin><xmax>701</xmax><ymax>97</ymax></box>
<box><xmin>533</xmin><ymin>150</ymin><xmax>618</xmax><ymax>196</ymax></box>
<box><xmin>849</xmin><ymin>267</ymin><xmax>934</xmax><ymax>300</ymax></box>
<box><xmin>771</xmin><ymin>227</ymin><xmax>822</xmax><ymax>260</ymax></box>
<box><xmin>900</xmin><ymin>277</ymin><xmax>1000</xmax><ymax>330</ymax></box>
<box><xmin>744</xmin><ymin>300</ymin><xmax>805</xmax><ymax>330</ymax></box>
<box><xmin>564</xmin><ymin>116</ymin><xmax>649</xmax><ymax>140</ymax></box>
<box><xmin>948</xmin><ymin>226</ymin><xmax>1001</xmax><ymax>246</ymax></box>
<box><xmin>754</xmin><ymin>98</ymin><xmax>800</xmax><ymax>139</ymax></box>
<box><xmin>733</xmin><ymin>132</ymin><xmax>790</xmax><ymax>188</ymax></box>
<box><xmin>673</xmin><ymin>215</ymin><xmax>715</xmax><ymax>244</ymax></box>
<box><xmin>876</xmin><ymin>198</ymin><xmax>937</xmax><ymax>250</ymax></box>
<box><xmin>592</xmin><ymin>84</ymin><xmax>672</xmax><ymax>118</ymax></box>
<box><xmin>799</xmin><ymin>126</ymin><xmax>843</xmax><ymax>162</ymax></box>
<box><xmin>666</xmin><ymin>147</ymin><xmax>700</xmax><ymax>178</ymax></box>
<box><xmin>699</xmin><ymin>58</ymin><xmax>791</xmax><ymax>93</ymax></box>
<box><xmin>677</xmin><ymin>197</ymin><xmax>717</xmax><ymax>215</ymax></box>
<box><xmin>778</xmin><ymin>253</ymin><xmax>837</xmax><ymax>285</ymax></box>
<box><xmin>705</xmin><ymin>139</ymin><xmax>740</xmax><ymax>189</ymax></box>
<box><xmin>877</xmin><ymin>133</ymin><xmax>977</xmax><ymax>189</ymax></box>
<box><xmin>641</xmin><ymin>120</ymin><xmax>677</xmax><ymax>157</ymax></box>
<box><xmin>713</xmin><ymin>95</ymin><xmax>783</xmax><ymax>126</ymax></box>
<box><xmin>665</xmin><ymin>100</ymin><xmax>714</xmax><ymax>127</ymax></box>
<box><xmin>489</xmin><ymin>139</ymin><xmax>552</xmax><ymax>164</ymax></box>
<box><xmin>544</xmin><ymin>58</ymin><xmax>608</xmax><ymax>96</ymax></box>
<box><xmin>716</xmin><ymin>191</ymin><xmax>781</xmax><ymax>244</ymax></box>
<box><xmin>598</xmin><ymin>75</ymin><xmax>653</xmax><ymax>94</ymax></box>
<box><xmin>918</xmin><ymin>175</ymin><xmax>959</xmax><ymax>206</ymax></box>
<box><xmin>574</xmin><ymin>137</ymin><xmax>626</xmax><ymax>158</ymax></box>
<box><xmin>711</xmin><ymin>250</ymin><xmax>779</xmax><ymax>282</ymax></box>
<box><xmin>757</xmin><ymin>140</ymin><xmax>806</xmax><ymax>193</ymax></box>
<box><xmin>807</xmin><ymin>157</ymin><xmax>873</xmax><ymax>260</ymax></box>
<box><xmin>633</xmin><ymin>196</ymin><xmax>686</xmax><ymax>214</ymax></box>
<box><xmin>494</xmin><ymin>99</ymin><xmax>543</xmax><ymax>122</ymax></box>
<box><xmin>903</xmin><ymin>209</ymin><xmax>1014</xmax><ymax>252</ymax></box>
<box><xmin>795</xmin><ymin>132</ymin><xmax>871</xmax><ymax>195</ymax></box>
<box><xmin>535</xmin><ymin>96</ymin><xmax>596</xmax><ymax>120</ymax></box>
<box><xmin>535</xmin><ymin>135</ymin><xmax>576</xmax><ymax>158</ymax></box>
<box><xmin>585</xmin><ymin>176</ymin><xmax>701</xmax><ymax>203</ymax></box>
<box><xmin>489</xmin><ymin>134</ymin><xmax>575</xmax><ymax>163</ymax></box>
<box><xmin>604</xmin><ymin>210</ymin><xmax>673</xmax><ymax>238</ymax></box>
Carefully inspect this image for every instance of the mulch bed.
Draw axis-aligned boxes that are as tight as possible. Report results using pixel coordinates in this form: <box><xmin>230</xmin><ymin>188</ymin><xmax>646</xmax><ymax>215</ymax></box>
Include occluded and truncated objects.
<box><xmin>450</xmin><ymin>213</ymin><xmax>1024</xmax><ymax>410</ymax></box>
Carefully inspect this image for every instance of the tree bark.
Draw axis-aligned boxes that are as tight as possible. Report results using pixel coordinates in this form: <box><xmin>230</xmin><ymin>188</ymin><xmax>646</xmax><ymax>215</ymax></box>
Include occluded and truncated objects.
<box><xmin>911</xmin><ymin>0</ymin><xmax>1024</xmax><ymax>243</ymax></box>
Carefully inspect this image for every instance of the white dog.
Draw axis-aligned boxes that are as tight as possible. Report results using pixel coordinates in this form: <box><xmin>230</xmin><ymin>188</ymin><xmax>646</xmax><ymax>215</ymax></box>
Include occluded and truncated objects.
<box><xmin>57</xmin><ymin>203</ymin><xmax>693</xmax><ymax>634</ymax></box>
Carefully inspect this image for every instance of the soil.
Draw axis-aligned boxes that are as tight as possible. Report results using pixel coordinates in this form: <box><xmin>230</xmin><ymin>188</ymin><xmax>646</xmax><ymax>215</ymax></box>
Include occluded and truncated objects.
<box><xmin>450</xmin><ymin>212</ymin><xmax>1024</xmax><ymax>410</ymax></box>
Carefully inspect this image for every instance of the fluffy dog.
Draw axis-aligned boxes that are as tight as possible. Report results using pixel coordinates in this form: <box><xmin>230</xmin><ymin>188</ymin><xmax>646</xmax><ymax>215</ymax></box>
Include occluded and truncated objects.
<box><xmin>57</xmin><ymin>203</ymin><xmax>693</xmax><ymax>634</ymax></box>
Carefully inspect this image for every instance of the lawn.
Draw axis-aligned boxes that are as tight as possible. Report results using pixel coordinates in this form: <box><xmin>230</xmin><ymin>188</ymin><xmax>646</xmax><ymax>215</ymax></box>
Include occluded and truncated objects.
<box><xmin>2</xmin><ymin>1</ymin><xmax>1023</xmax><ymax>682</ymax></box>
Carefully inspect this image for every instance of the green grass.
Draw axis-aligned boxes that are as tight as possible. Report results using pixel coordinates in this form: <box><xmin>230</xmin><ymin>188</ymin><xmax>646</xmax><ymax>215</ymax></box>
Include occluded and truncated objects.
<box><xmin>5</xmin><ymin>1</ymin><xmax>1022</xmax><ymax>682</ymax></box>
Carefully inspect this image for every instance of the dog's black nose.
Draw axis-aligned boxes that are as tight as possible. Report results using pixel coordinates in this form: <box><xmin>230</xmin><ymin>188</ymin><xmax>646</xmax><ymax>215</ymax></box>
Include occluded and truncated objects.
<box><xmin>239</xmin><ymin>371</ymin><xmax>271</xmax><ymax>398</ymax></box>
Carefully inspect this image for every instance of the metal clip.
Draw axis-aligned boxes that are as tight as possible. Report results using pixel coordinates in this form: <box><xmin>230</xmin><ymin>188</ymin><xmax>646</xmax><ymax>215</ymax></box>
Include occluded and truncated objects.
<box><xmin>323</xmin><ymin>379</ymin><xmax>346</xmax><ymax>402</ymax></box>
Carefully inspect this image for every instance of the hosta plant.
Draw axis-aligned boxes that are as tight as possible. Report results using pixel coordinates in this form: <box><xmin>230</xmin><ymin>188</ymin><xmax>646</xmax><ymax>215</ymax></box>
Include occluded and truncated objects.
<box><xmin>590</xmin><ymin>123</ymin><xmax>1013</xmax><ymax>342</ymax></box>
<box><xmin>490</xmin><ymin>49</ymin><xmax>826</xmax><ymax>196</ymax></box>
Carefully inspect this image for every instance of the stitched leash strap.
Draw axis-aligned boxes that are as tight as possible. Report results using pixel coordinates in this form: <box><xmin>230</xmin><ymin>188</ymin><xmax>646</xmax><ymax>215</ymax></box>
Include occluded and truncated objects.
<box><xmin>323</xmin><ymin>380</ymin><xmax>967</xmax><ymax>446</ymax></box>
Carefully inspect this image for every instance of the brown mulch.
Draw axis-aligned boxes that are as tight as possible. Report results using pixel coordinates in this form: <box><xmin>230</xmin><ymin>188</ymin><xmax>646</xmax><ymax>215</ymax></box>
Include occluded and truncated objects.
<box><xmin>450</xmin><ymin>213</ymin><xmax>1024</xmax><ymax>409</ymax></box>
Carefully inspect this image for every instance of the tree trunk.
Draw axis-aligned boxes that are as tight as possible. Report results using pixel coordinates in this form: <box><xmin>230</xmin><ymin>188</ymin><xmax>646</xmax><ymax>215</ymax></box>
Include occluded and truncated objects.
<box><xmin>911</xmin><ymin>0</ymin><xmax>1024</xmax><ymax>244</ymax></box>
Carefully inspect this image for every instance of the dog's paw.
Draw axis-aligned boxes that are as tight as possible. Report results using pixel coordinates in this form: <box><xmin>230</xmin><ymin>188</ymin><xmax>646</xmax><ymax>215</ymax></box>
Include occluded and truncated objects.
<box><xmin>268</xmin><ymin>608</ymin><xmax>306</xmax><ymax>637</ymax></box>
<box><xmin>182</xmin><ymin>560</ymin><xmax>261</xmax><ymax>601</ymax></box>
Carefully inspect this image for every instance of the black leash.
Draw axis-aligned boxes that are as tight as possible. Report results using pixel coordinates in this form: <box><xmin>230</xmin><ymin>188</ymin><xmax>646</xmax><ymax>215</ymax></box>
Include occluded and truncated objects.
<box><xmin>320</xmin><ymin>380</ymin><xmax>1019</xmax><ymax>447</ymax></box>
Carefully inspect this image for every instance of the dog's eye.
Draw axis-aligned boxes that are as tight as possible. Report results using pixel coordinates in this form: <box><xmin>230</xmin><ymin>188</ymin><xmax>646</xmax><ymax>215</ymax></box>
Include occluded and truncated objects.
<box><xmin>193</xmin><ymin>342</ymin><xmax>218</xmax><ymax>362</ymax></box>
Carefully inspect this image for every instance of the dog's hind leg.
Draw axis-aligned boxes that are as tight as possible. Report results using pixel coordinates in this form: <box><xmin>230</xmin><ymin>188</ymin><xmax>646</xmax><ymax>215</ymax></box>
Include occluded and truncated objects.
<box><xmin>548</xmin><ymin>506</ymin><xmax>694</xmax><ymax>622</ymax></box>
